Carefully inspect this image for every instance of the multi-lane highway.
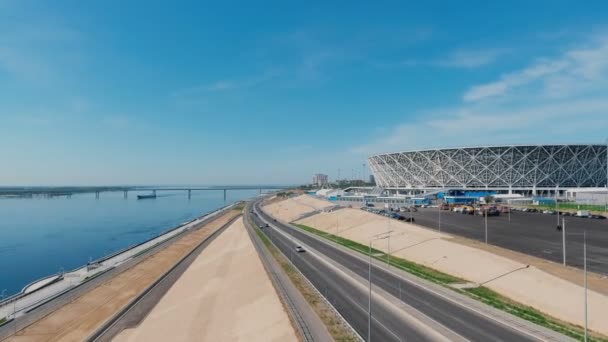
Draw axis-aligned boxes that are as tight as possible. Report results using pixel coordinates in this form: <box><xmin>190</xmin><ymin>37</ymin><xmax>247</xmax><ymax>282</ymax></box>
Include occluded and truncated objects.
<box><xmin>250</xmin><ymin>200</ymin><xmax>568</xmax><ymax>342</ymax></box>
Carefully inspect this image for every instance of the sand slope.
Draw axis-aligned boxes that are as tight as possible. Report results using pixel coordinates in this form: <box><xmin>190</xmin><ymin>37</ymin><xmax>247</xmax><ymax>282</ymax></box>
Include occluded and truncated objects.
<box><xmin>114</xmin><ymin>218</ymin><xmax>297</xmax><ymax>342</ymax></box>
<box><xmin>293</xmin><ymin>204</ymin><xmax>608</xmax><ymax>336</ymax></box>
<box><xmin>263</xmin><ymin>195</ymin><xmax>335</xmax><ymax>222</ymax></box>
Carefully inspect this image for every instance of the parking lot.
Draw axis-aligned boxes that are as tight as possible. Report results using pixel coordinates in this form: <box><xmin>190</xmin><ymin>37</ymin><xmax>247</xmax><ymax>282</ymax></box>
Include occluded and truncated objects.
<box><xmin>351</xmin><ymin>203</ymin><xmax>608</xmax><ymax>275</ymax></box>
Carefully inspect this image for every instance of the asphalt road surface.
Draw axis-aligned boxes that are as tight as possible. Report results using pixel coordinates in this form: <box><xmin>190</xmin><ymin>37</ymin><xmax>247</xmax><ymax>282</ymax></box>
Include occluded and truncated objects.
<box><xmin>393</xmin><ymin>208</ymin><xmax>608</xmax><ymax>275</ymax></box>
<box><xmin>253</xmin><ymin>201</ymin><xmax>546</xmax><ymax>342</ymax></box>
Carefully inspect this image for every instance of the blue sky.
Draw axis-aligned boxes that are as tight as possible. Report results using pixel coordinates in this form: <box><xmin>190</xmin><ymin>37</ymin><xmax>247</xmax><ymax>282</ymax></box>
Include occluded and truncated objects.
<box><xmin>1</xmin><ymin>1</ymin><xmax>608</xmax><ymax>185</ymax></box>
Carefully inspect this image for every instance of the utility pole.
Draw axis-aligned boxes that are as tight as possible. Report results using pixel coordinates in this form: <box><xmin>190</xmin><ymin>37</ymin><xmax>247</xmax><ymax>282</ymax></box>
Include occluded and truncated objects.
<box><xmin>485</xmin><ymin>208</ymin><xmax>488</xmax><ymax>244</ymax></box>
<box><xmin>556</xmin><ymin>186</ymin><xmax>560</xmax><ymax>229</ymax></box>
<box><xmin>562</xmin><ymin>217</ymin><xmax>566</xmax><ymax>266</ymax></box>
<box><xmin>584</xmin><ymin>230</ymin><xmax>588</xmax><ymax>342</ymax></box>
<box><xmin>368</xmin><ymin>232</ymin><xmax>391</xmax><ymax>342</ymax></box>
<box><xmin>368</xmin><ymin>239</ymin><xmax>372</xmax><ymax>342</ymax></box>
<box><xmin>362</xmin><ymin>163</ymin><xmax>366</xmax><ymax>184</ymax></box>
<box><xmin>438</xmin><ymin>202</ymin><xmax>442</xmax><ymax>233</ymax></box>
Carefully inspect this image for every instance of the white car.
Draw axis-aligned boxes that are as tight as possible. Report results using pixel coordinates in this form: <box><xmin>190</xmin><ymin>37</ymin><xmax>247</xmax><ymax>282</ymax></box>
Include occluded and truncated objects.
<box><xmin>295</xmin><ymin>246</ymin><xmax>306</xmax><ymax>253</ymax></box>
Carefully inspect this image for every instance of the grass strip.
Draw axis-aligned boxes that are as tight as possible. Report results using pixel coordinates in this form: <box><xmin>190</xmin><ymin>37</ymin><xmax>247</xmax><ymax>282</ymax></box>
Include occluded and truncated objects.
<box><xmin>293</xmin><ymin>223</ymin><xmax>608</xmax><ymax>342</ymax></box>
<box><xmin>251</xmin><ymin>218</ymin><xmax>358</xmax><ymax>341</ymax></box>
<box><xmin>0</xmin><ymin>317</ymin><xmax>6</xmax><ymax>325</ymax></box>
<box><xmin>524</xmin><ymin>203</ymin><xmax>607</xmax><ymax>213</ymax></box>
<box><xmin>293</xmin><ymin>223</ymin><xmax>463</xmax><ymax>285</ymax></box>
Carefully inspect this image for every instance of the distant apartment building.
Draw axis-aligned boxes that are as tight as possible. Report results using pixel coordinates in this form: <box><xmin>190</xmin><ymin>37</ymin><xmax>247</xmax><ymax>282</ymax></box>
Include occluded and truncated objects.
<box><xmin>312</xmin><ymin>173</ymin><xmax>328</xmax><ymax>187</ymax></box>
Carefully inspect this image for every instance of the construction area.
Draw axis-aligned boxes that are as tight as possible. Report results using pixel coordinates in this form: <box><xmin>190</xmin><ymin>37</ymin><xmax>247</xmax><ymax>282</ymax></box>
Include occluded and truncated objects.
<box><xmin>265</xmin><ymin>194</ymin><xmax>608</xmax><ymax>337</ymax></box>
<box><xmin>1</xmin><ymin>208</ymin><xmax>297</xmax><ymax>342</ymax></box>
<box><xmin>113</xmin><ymin>218</ymin><xmax>297</xmax><ymax>342</ymax></box>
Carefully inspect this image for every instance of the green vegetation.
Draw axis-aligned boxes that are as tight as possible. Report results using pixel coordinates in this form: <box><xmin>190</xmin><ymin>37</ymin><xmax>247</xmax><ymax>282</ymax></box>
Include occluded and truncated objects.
<box><xmin>0</xmin><ymin>317</ymin><xmax>6</xmax><ymax>325</ymax></box>
<box><xmin>527</xmin><ymin>202</ymin><xmax>607</xmax><ymax>213</ymax></box>
<box><xmin>276</xmin><ymin>191</ymin><xmax>294</xmax><ymax>198</ymax></box>
<box><xmin>293</xmin><ymin>224</ymin><xmax>463</xmax><ymax>284</ymax></box>
<box><xmin>293</xmin><ymin>223</ymin><xmax>608</xmax><ymax>342</ymax></box>
<box><xmin>251</xmin><ymin>219</ymin><xmax>358</xmax><ymax>341</ymax></box>
<box><xmin>232</xmin><ymin>204</ymin><xmax>245</xmax><ymax>212</ymax></box>
<box><xmin>465</xmin><ymin>287</ymin><xmax>607</xmax><ymax>341</ymax></box>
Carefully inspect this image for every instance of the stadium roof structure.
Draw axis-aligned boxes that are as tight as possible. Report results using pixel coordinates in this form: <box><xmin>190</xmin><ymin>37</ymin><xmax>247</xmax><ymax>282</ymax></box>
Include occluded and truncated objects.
<box><xmin>368</xmin><ymin>144</ymin><xmax>608</xmax><ymax>190</ymax></box>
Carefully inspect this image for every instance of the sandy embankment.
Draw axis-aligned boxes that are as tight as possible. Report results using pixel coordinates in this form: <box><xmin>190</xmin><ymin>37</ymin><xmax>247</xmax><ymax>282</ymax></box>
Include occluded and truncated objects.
<box><xmin>267</xmin><ymin>195</ymin><xmax>608</xmax><ymax>336</ymax></box>
<box><xmin>114</xmin><ymin>218</ymin><xmax>298</xmax><ymax>342</ymax></box>
<box><xmin>263</xmin><ymin>195</ymin><xmax>335</xmax><ymax>222</ymax></box>
<box><xmin>3</xmin><ymin>210</ymin><xmax>240</xmax><ymax>342</ymax></box>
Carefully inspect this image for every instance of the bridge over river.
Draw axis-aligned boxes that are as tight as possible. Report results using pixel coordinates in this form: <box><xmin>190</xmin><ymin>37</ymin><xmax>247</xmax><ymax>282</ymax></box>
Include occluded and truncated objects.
<box><xmin>0</xmin><ymin>186</ymin><xmax>286</xmax><ymax>201</ymax></box>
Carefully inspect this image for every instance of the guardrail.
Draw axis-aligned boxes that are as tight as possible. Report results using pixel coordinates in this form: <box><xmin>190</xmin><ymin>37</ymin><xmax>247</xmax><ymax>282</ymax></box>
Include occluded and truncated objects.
<box><xmin>0</xmin><ymin>203</ymin><xmax>239</xmax><ymax>314</ymax></box>
<box><xmin>253</xmin><ymin>201</ymin><xmax>363</xmax><ymax>342</ymax></box>
<box><xmin>244</xmin><ymin>205</ymin><xmax>315</xmax><ymax>342</ymax></box>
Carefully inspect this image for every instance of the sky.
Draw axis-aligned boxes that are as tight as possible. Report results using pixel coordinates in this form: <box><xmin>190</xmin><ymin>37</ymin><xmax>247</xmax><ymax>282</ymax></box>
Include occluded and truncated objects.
<box><xmin>1</xmin><ymin>1</ymin><xmax>608</xmax><ymax>186</ymax></box>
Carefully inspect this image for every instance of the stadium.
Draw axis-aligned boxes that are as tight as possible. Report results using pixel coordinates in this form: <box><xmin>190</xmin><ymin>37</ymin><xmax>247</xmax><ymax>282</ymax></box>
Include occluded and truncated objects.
<box><xmin>368</xmin><ymin>144</ymin><xmax>608</xmax><ymax>197</ymax></box>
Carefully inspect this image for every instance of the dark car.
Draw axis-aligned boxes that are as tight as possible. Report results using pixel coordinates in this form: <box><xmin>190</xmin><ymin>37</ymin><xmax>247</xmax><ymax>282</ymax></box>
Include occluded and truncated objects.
<box><xmin>398</xmin><ymin>216</ymin><xmax>415</xmax><ymax>222</ymax></box>
<box><xmin>390</xmin><ymin>213</ymin><xmax>400</xmax><ymax>219</ymax></box>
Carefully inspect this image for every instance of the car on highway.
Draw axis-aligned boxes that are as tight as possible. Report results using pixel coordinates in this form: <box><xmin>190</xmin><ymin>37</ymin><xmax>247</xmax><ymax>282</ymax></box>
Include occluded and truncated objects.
<box><xmin>543</xmin><ymin>210</ymin><xmax>556</xmax><ymax>215</ymax></box>
<box><xmin>398</xmin><ymin>216</ymin><xmax>415</xmax><ymax>222</ymax></box>
<box><xmin>295</xmin><ymin>245</ymin><xmax>306</xmax><ymax>253</ymax></box>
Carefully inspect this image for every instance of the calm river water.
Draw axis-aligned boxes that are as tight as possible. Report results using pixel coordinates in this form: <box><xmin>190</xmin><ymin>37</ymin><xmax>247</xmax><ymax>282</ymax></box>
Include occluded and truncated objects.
<box><xmin>0</xmin><ymin>188</ymin><xmax>265</xmax><ymax>296</ymax></box>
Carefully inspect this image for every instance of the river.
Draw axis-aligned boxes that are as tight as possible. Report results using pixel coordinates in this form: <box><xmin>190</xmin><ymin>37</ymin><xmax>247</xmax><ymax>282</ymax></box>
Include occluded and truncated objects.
<box><xmin>0</xmin><ymin>188</ymin><xmax>267</xmax><ymax>296</ymax></box>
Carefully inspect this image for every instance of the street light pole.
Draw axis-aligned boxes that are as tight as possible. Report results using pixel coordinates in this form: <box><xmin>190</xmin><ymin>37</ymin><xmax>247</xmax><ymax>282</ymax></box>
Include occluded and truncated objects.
<box><xmin>368</xmin><ymin>232</ymin><xmax>391</xmax><ymax>342</ymax></box>
<box><xmin>584</xmin><ymin>230</ymin><xmax>588</xmax><ymax>342</ymax></box>
<box><xmin>438</xmin><ymin>202</ymin><xmax>442</xmax><ymax>233</ymax></box>
<box><xmin>368</xmin><ymin>239</ymin><xmax>372</xmax><ymax>342</ymax></box>
<box><xmin>562</xmin><ymin>217</ymin><xmax>566</xmax><ymax>266</ymax></box>
<box><xmin>485</xmin><ymin>209</ymin><xmax>488</xmax><ymax>244</ymax></box>
<box><xmin>556</xmin><ymin>186</ymin><xmax>560</xmax><ymax>229</ymax></box>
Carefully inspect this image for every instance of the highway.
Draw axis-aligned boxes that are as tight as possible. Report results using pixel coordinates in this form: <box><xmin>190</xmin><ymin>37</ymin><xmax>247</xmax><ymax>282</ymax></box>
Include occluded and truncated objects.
<box><xmin>250</xmin><ymin>204</ymin><xmax>434</xmax><ymax>341</ymax></box>
<box><xmin>251</xmin><ymin>200</ymin><xmax>561</xmax><ymax>342</ymax></box>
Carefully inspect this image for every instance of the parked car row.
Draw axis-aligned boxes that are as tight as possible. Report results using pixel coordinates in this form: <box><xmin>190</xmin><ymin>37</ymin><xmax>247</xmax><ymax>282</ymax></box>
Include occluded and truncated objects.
<box><xmin>511</xmin><ymin>207</ymin><xmax>606</xmax><ymax>219</ymax></box>
<box><xmin>360</xmin><ymin>206</ymin><xmax>416</xmax><ymax>222</ymax></box>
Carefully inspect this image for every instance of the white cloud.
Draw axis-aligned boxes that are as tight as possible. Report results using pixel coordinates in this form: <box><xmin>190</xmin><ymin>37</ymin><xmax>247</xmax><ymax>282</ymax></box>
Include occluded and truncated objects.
<box><xmin>352</xmin><ymin>98</ymin><xmax>608</xmax><ymax>155</ymax></box>
<box><xmin>395</xmin><ymin>48</ymin><xmax>506</xmax><ymax>69</ymax></box>
<box><xmin>437</xmin><ymin>48</ymin><xmax>506</xmax><ymax>68</ymax></box>
<box><xmin>463</xmin><ymin>37</ymin><xmax>608</xmax><ymax>102</ymax></box>
<box><xmin>354</xmin><ymin>34</ymin><xmax>608</xmax><ymax>156</ymax></box>
<box><xmin>171</xmin><ymin>69</ymin><xmax>282</xmax><ymax>99</ymax></box>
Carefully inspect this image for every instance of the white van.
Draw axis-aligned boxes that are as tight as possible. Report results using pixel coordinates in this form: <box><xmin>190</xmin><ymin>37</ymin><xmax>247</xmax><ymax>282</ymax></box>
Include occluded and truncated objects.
<box><xmin>576</xmin><ymin>210</ymin><xmax>590</xmax><ymax>218</ymax></box>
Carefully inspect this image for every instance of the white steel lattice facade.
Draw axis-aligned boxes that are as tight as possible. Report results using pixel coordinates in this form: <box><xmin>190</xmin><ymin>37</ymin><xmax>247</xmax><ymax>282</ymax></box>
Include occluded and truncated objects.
<box><xmin>368</xmin><ymin>145</ymin><xmax>608</xmax><ymax>190</ymax></box>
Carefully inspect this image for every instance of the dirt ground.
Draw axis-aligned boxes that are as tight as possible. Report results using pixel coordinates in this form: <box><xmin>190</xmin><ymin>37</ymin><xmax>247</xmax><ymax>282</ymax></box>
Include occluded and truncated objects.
<box><xmin>292</xmin><ymin>202</ymin><xmax>608</xmax><ymax>336</ymax></box>
<box><xmin>113</xmin><ymin>218</ymin><xmax>297</xmax><ymax>342</ymax></box>
<box><xmin>451</xmin><ymin>236</ymin><xmax>608</xmax><ymax>295</ymax></box>
<box><xmin>3</xmin><ymin>210</ymin><xmax>240</xmax><ymax>342</ymax></box>
<box><xmin>263</xmin><ymin>195</ymin><xmax>335</xmax><ymax>222</ymax></box>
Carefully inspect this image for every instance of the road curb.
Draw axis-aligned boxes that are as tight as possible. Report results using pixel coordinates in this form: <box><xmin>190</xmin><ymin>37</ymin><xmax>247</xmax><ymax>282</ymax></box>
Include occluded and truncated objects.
<box><xmin>255</xmin><ymin>201</ymin><xmax>363</xmax><ymax>342</ymax></box>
